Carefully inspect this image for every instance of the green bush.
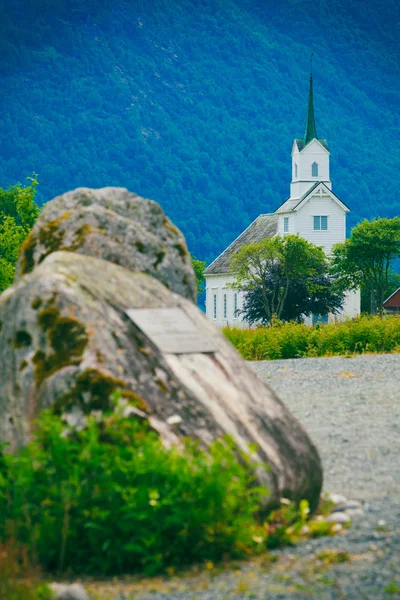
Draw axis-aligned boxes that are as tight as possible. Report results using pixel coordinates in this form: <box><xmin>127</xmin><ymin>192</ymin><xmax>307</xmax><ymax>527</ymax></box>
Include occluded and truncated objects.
<box><xmin>0</xmin><ymin>409</ymin><xmax>268</xmax><ymax>576</ymax></box>
<box><xmin>223</xmin><ymin>315</ymin><xmax>400</xmax><ymax>361</ymax></box>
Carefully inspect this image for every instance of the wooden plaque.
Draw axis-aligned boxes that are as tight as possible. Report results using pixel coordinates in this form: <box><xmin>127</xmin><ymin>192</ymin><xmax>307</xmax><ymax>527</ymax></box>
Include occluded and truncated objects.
<box><xmin>126</xmin><ymin>307</ymin><xmax>217</xmax><ymax>354</ymax></box>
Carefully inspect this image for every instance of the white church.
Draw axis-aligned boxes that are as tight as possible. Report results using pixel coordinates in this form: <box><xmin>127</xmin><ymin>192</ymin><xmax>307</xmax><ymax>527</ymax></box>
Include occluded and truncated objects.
<box><xmin>204</xmin><ymin>75</ymin><xmax>360</xmax><ymax>327</ymax></box>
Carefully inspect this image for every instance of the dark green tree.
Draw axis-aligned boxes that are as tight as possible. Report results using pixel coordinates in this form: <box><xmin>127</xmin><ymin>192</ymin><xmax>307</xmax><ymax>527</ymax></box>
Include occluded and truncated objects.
<box><xmin>230</xmin><ymin>235</ymin><xmax>341</xmax><ymax>323</ymax></box>
<box><xmin>241</xmin><ymin>263</ymin><xmax>344</xmax><ymax>325</ymax></box>
<box><xmin>0</xmin><ymin>176</ymin><xmax>40</xmax><ymax>292</ymax></box>
<box><xmin>191</xmin><ymin>254</ymin><xmax>206</xmax><ymax>295</ymax></box>
<box><xmin>331</xmin><ymin>217</ymin><xmax>400</xmax><ymax>316</ymax></box>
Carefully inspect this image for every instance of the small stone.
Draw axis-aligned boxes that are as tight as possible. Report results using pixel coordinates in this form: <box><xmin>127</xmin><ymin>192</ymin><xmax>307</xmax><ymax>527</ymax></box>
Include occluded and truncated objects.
<box><xmin>342</xmin><ymin>508</ymin><xmax>364</xmax><ymax>518</ymax></box>
<box><xmin>326</xmin><ymin>512</ymin><xmax>351</xmax><ymax>524</ymax></box>
<box><xmin>280</xmin><ymin>497</ymin><xmax>291</xmax><ymax>505</ymax></box>
<box><xmin>324</xmin><ymin>492</ymin><xmax>347</xmax><ymax>505</ymax></box>
<box><xmin>332</xmin><ymin>500</ymin><xmax>362</xmax><ymax>513</ymax></box>
<box><xmin>301</xmin><ymin>525</ymin><xmax>310</xmax><ymax>535</ymax></box>
<box><xmin>166</xmin><ymin>414</ymin><xmax>182</xmax><ymax>425</ymax></box>
<box><xmin>49</xmin><ymin>583</ymin><xmax>90</xmax><ymax>600</ymax></box>
<box><xmin>377</xmin><ymin>519</ymin><xmax>387</xmax><ymax>528</ymax></box>
<box><xmin>331</xmin><ymin>523</ymin><xmax>343</xmax><ymax>533</ymax></box>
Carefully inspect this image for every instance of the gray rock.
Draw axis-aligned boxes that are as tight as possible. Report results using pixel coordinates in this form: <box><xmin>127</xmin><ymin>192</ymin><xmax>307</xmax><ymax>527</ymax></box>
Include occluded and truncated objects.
<box><xmin>0</xmin><ymin>251</ymin><xmax>322</xmax><ymax>511</ymax></box>
<box><xmin>326</xmin><ymin>511</ymin><xmax>351</xmax><ymax>524</ymax></box>
<box><xmin>324</xmin><ymin>492</ymin><xmax>347</xmax><ymax>505</ymax></box>
<box><xmin>332</xmin><ymin>500</ymin><xmax>363</xmax><ymax>513</ymax></box>
<box><xmin>49</xmin><ymin>582</ymin><xmax>90</xmax><ymax>600</ymax></box>
<box><xmin>15</xmin><ymin>186</ymin><xmax>197</xmax><ymax>302</ymax></box>
<box><xmin>343</xmin><ymin>508</ymin><xmax>364</xmax><ymax>518</ymax></box>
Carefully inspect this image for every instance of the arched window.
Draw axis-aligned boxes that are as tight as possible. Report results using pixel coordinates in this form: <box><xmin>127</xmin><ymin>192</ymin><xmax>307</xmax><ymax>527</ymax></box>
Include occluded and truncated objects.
<box><xmin>312</xmin><ymin>162</ymin><xmax>318</xmax><ymax>177</ymax></box>
<box><xmin>294</xmin><ymin>163</ymin><xmax>298</xmax><ymax>178</ymax></box>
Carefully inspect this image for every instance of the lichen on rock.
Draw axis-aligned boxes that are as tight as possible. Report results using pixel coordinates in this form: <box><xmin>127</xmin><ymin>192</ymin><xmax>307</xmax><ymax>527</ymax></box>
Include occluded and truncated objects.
<box><xmin>16</xmin><ymin>187</ymin><xmax>197</xmax><ymax>302</ymax></box>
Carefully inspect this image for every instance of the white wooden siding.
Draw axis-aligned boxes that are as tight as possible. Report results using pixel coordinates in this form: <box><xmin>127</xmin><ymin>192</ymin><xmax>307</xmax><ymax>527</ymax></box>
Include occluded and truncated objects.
<box><xmin>277</xmin><ymin>213</ymin><xmax>297</xmax><ymax>236</ymax></box>
<box><xmin>341</xmin><ymin>289</ymin><xmax>361</xmax><ymax>319</ymax></box>
<box><xmin>291</xmin><ymin>140</ymin><xmax>331</xmax><ymax>199</ymax></box>
<box><xmin>205</xmin><ymin>274</ymin><xmax>246</xmax><ymax>327</ymax></box>
<box><xmin>295</xmin><ymin>194</ymin><xmax>345</xmax><ymax>254</ymax></box>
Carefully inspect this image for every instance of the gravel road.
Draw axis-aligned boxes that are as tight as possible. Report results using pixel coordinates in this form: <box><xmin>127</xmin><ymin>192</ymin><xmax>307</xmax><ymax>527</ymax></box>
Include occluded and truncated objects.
<box><xmin>252</xmin><ymin>353</ymin><xmax>400</xmax><ymax>503</ymax></box>
<box><xmin>91</xmin><ymin>354</ymin><xmax>400</xmax><ymax>600</ymax></box>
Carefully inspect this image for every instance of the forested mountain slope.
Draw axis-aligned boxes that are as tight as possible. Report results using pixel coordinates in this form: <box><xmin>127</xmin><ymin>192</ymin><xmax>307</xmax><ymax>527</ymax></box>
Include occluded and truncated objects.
<box><xmin>0</xmin><ymin>0</ymin><xmax>399</xmax><ymax>263</ymax></box>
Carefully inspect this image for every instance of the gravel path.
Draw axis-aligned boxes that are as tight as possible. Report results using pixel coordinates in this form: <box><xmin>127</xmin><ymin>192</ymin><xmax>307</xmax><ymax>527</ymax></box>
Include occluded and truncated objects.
<box><xmin>90</xmin><ymin>355</ymin><xmax>400</xmax><ymax>600</ymax></box>
<box><xmin>252</xmin><ymin>353</ymin><xmax>400</xmax><ymax>503</ymax></box>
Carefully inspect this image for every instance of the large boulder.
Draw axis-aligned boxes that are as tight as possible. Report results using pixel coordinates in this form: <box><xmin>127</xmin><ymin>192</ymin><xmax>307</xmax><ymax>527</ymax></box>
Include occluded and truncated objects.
<box><xmin>16</xmin><ymin>187</ymin><xmax>197</xmax><ymax>302</ymax></box>
<box><xmin>0</xmin><ymin>251</ymin><xmax>322</xmax><ymax>510</ymax></box>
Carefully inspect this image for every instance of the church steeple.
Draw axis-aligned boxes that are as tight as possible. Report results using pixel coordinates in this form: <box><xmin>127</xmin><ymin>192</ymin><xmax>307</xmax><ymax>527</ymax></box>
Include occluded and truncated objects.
<box><xmin>290</xmin><ymin>61</ymin><xmax>331</xmax><ymax>199</ymax></box>
<box><xmin>304</xmin><ymin>74</ymin><xmax>317</xmax><ymax>145</ymax></box>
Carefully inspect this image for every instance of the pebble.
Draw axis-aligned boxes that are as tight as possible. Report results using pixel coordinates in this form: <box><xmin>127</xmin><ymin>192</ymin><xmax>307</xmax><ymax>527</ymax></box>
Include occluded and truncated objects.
<box><xmin>377</xmin><ymin>519</ymin><xmax>387</xmax><ymax>528</ymax></box>
<box><xmin>49</xmin><ymin>583</ymin><xmax>90</xmax><ymax>600</ymax></box>
<box><xmin>325</xmin><ymin>492</ymin><xmax>347</xmax><ymax>505</ymax></box>
<box><xmin>342</xmin><ymin>508</ymin><xmax>364</xmax><ymax>518</ymax></box>
<box><xmin>326</xmin><ymin>511</ymin><xmax>351</xmax><ymax>524</ymax></box>
<box><xmin>332</xmin><ymin>500</ymin><xmax>363</xmax><ymax>512</ymax></box>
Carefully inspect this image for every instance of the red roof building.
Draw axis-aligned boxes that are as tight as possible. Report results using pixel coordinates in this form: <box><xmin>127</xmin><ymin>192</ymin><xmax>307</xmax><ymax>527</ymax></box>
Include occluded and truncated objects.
<box><xmin>383</xmin><ymin>288</ymin><xmax>400</xmax><ymax>314</ymax></box>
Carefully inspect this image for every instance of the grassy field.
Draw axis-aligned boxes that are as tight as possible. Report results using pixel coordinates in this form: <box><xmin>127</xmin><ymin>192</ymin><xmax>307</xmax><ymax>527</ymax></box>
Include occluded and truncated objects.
<box><xmin>223</xmin><ymin>315</ymin><xmax>400</xmax><ymax>361</ymax></box>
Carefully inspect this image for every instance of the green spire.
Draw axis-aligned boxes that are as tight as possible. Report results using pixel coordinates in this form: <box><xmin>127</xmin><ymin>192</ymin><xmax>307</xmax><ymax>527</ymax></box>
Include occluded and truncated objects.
<box><xmin>304</xmin><ymin>74</ymin><xmax>317</xmax><ymax>144</ymax></box>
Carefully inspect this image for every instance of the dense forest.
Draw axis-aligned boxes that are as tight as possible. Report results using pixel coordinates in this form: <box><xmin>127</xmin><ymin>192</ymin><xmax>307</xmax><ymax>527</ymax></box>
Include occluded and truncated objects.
<box><xmin>0</xmin><ymin>0</ymin><xmax>399</xmax><ymax>264</ymax></box>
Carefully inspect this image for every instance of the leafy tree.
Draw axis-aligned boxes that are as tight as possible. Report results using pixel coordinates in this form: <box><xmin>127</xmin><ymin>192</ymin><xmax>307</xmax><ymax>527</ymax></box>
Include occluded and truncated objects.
<box><xmin>230</xmin><ymin>235</ymin><xmax>341</xmax><ymax>323</ymax></box>
<box><xmin>242</xmin><ymin>263</ymin><xmax>344</xmax><ymax>325</ymax></box>
<box><xmin>331</xmin><ymin>217</ymin><xmax>400</xmax><ymax>316</ymax></box>
<box><xmin>191</xmin><ymin>254</ymin><xmax>206</xmax><ymax>294</ymax></box>
<box><xmin>0</xmin><ymin>176</ymin><xmax>40</xmax><ymax>292</ymax></box>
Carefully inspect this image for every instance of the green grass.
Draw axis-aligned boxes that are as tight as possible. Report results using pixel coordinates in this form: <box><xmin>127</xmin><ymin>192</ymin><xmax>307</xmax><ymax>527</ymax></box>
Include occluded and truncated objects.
<box><xmin>223</xmin><ymin>315</ymin><xmax>400</xmax><ymax>361</ymax></box>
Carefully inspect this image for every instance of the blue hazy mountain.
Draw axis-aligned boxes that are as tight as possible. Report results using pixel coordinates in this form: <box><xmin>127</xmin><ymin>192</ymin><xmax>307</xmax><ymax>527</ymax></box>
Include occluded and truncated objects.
<box><xmin>0</xmin><ymin>0</ymin><xmax>399</xmax><ymax>263</ymax></box>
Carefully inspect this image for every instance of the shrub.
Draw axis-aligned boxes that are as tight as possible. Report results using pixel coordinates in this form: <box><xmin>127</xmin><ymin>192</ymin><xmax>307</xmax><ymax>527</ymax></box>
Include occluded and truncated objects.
<box><xmin>0</xmin><ymin>409</ymin><xmax>268</xmax><ymax>576</ymax></box>
<box><xmin>223</xmin><ymin>315</ymin><xmax>400</xmax><ymax>360</ymax></box>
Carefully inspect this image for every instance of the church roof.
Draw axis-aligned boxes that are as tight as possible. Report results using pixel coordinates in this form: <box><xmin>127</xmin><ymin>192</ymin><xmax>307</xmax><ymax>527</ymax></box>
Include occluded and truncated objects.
<box><xmin>204</xmin><ymin>214</ymin><xmax>279</xmax><ymax>275</ymax></box>
<box><xmin>275</xmin><ymin>182</ymin><xmax>350</xmax><ymax>213</ymax></box>
<box><xmin>304</xmin><ymin>74</ymin><xmax>317</xmax><ymax>144</ymax></box>
<box><xmin>295</xmin><ymin>138</ymin><xmax>329</xmax><ymax>151</ymax></box>
<box><xmin>275</xmin><ymin>182</ymin><xmax>321</xmax><ymax>213</ymax></box>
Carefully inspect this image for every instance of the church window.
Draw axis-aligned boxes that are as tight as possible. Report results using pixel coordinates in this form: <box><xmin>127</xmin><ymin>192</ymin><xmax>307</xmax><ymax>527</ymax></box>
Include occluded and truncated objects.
<box><xmin>314</xmin><ymin>216</ymin><xmax>328</xmax><ymax>230</ymax></box>
<box><xmin>213</xmin><ymin>294</ymin><xmax>217</xmax><ymax>319</ymax></box>
<box><xmin>234</xmin><ymin>293</ymin><xmax>238</xmax><ymax>317</ymax></box>
<box><xmin>284</xmin><ymin>217</ymin><xmax>289</xmax><ymax>233</ymax></box>
<box><xmin>223</xmin><ymin>293</ymin><xmax>227</xmax><ymax>319</ymax></box>
<box><xmin>312</xmin><ymin>162</ymin><xmax>319</xmax><ymax>177</ymax></box>
<box><xmin>294</xmin><ymin>163</ymin><xmax>298</xmax><ymax>178</ymax></box>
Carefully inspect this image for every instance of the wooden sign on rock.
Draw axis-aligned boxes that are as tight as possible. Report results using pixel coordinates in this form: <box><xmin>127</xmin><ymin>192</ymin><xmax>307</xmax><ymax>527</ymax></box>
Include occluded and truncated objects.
<box><xmin>126</xmin><ymin>307</ymin><xmax>217</xmax><ymax>354</ymax></box>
